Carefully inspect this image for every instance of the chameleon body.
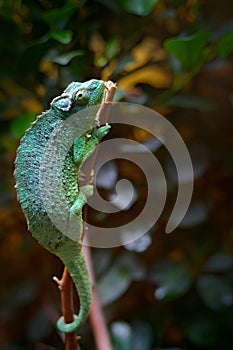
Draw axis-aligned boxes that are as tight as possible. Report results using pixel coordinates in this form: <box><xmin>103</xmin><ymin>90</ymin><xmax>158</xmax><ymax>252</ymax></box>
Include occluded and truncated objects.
<box><xmin>14</xmin><ymin>79</ymin><xmax>110</xmax><ymax>332</ymax></box>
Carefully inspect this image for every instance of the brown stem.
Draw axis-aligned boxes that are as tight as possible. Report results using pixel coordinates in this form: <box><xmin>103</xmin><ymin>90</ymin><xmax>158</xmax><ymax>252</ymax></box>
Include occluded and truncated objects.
<box><xmin>97</xmin><ymin>81</ymin><xmax>117</xmax><ymax>125</ymax></box>
<box><xmin>82</xmin><ymin>243</ymin><xmax>113</xmax><ymax>350</ymax></box>
<box><xmin>55</xmin><ymin>80</ymin><xmax>117</xmax><ymax>350</ymax></box>
<box><xmin>82</xmin><ymin>80</ymin><xmax>117</xmax><ymax>350</ymax></box>
<box><xmin>53</xmin><ymin>269</ymin><xmax>79</xmax><ymax>350</ymax></box>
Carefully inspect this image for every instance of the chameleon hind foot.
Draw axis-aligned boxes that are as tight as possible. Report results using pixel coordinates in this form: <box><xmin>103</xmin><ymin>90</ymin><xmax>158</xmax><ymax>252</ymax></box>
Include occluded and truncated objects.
<box><xmin>57</xmin><ymin>314</ymin><xmax>79</xmax><ymax>333</ymax></box>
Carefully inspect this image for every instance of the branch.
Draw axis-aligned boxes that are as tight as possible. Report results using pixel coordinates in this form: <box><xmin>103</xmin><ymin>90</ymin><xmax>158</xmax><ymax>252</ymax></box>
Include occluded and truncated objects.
<box><xmin>54</xmin><ymin>80</ymin><xmax>117</xmax><ymax>350</ymax></box>
<box><xmin>83</xmin><ymin>80</ymin><xmax>117</xmax><ymax>350</ymax></box>
<box><xmin>53</xmin><ymin>269</ymin><xmax>79</xmax><ymax>350</ymax></box>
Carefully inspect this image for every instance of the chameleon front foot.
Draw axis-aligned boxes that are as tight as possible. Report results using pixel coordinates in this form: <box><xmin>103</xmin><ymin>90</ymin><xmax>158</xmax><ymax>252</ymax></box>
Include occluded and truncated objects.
<box><xmin>57</xmin><ymin>314</ymin><xmax>79</xmax><ymax>333</ymax></box>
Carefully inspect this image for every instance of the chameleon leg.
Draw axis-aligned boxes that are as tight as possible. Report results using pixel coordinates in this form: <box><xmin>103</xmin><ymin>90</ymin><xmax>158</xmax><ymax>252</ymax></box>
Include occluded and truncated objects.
<box><xmin>83</xmin><ymin>125</ymin><xmax>111</xmax><ymax>163</ymax></box>
<box><xmin>73</xmin><ymin>125</ymin><xmax>111</xmax><ymax>166</ymax></box>
<box><xmin>66</xmin><ymin>125</ymin><xmax>111</xmax><ymax>241</ymax></box>
<box><xmin>70</xmin><ymin>185</ymin><xmax>93</xmax><ymax>214</ymax></box>
<box><xmin>66</xmin><ymin>186</ymin><xmax>93</xmax><ymax>241</ymax></box>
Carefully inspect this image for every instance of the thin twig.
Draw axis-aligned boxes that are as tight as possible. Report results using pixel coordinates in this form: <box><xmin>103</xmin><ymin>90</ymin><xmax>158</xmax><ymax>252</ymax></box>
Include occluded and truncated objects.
<box><xmin>55</xmin><ymin>80</ymin><xmax>117</xmax><ymax>350</ymax></box>
<box><xmin>82</xmin><ymin>243</ymin><xmax>113</xmax><ymax>350</ymax></box>
<box><xmin>82</xmin><ymin>80</ymin><xmax>117</xmax><ymax>350</ymax></box>
<box><xmin>53</xmin><ymin>269</ymin><xmax>79</xmax><ymax>350</ymax></box>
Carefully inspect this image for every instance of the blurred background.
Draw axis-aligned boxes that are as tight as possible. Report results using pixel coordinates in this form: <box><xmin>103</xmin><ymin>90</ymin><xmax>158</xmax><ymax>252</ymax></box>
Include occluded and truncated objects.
<box><xmin>0</xmin><ymin>0</ymin><xmax>233</xmax><ymax>349</ymax></box>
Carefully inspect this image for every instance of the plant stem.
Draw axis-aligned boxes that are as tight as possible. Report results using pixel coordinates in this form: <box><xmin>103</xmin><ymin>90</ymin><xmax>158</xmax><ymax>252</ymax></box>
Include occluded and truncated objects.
<box><xmin>53</xmin><ymin>268</ymin><xmax>79</xmax><ymax>350</ymax></box>
<box><xmin>83</xmin><ymin>243</ymin><xmax>113</xmax><ymax>350</ymax></box>
<box><xmin>82</xmin><ymin>80</ymin><xmax>117</xmax><ymax>350</ymax></box>
<box><xmin>55</xmin><ymin>80</ymin><xmax>117</xmax><ymax>350</ymax></box>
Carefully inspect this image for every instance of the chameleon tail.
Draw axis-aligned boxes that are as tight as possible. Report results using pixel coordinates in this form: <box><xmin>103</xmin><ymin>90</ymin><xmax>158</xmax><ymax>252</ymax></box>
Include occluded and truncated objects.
<box><xmin>56</xmin><ymin>240</ymin><xmax>92</xmax><ymax>333</ymax></box>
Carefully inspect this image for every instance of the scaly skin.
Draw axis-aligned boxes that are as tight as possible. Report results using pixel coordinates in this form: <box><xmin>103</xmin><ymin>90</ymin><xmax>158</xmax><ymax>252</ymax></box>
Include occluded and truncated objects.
<box><xmin>14</xmin><ymin>79</ymin><xmax>110</xmax><ymax>332</ymax></box>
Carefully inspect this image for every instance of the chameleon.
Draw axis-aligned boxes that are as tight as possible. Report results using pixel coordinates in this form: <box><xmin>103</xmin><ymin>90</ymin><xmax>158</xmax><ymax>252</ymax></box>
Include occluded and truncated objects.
<box><xmin>14</xmin><ymin>79</ymin><xmax>110</xmax><ymax>332</ymax></box>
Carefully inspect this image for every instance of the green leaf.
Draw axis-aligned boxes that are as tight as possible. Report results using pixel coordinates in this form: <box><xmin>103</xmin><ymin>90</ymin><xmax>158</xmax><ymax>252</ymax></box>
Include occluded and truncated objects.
<box><xmin>217</xmin><ymin>29</ymin><xmax>233</xmax><ymax>56</ymax></box>
<box><xmin>97</xmin><ymin>256</ymin><xmax>132</xmax><ymax>306</ymax></box>
<box><xmin>93</xmin><ymin>249</ymin><xmax>113</xmax><ymax>278</ymax></box>
<box><xmin>105</xmin><ymin>38</ymin><xmax>120</xmax><ymax>59</ymax></box>
<box><xmin>166</xmin><ymin>93</ymin><xmax>216</xmax><ymax>110</ymax></box>
<box><xmin>10</xmin><ymin>113</ymin><xmax>38</xmax><ymax>139</ymax></box>
<box><xmin>197</xmin><ymin>275</ymin><xmax>233</xmax><ymax>310</ymax></box>
<box><xmin>110</xmin><ymin>322</ymin><xmax>134</xmax><ymax>350</ymax></box>
<box><xmin>186</xmin><ymin>318</ymin><xmax>218</xmax><ymax>347</ymax></box>
<box><xmin>115</xmin><ymin>252</ymin><xmax>146</xmax><ymax>280</ymax></box>
<box><xmin>204</xmin><ymin>253</ymin><xmax>233</xmax><ymax>273</ymax></box>
<box><xmin>119</xmin><ymin>0</ymin><xmax>159</xmax><ymax>16</ymax></box>
<box><xmin>49</xmin><ymin>30</ymin><xmax>73</xmax><ymax>44</ymax></box>
<box><xmin>110</xmin><ymin>320</ymin><xmax>154</xmax><ymax>350</ymax></box>
<box><xmin>19</xmin><ymin>37</ymin><xmax>51</xmax><ymax>71</ymax></box>
<box><xmin>47</xmin><ymin>50</ymin><xmax>84</xmax><ymax>65</ymax></box>
<box><xmin>150</xmin><ymin>260</ymin><xmax>193</xmax><ymax>301</ymax></box>
<box><xmin>164</xmin><ymin>31</ymin><xmax>210</xmax><ymax>69</ymax></box>
<box><xmin>43</xmin><ymin>5</ymin><xmax>76</xmax><ymax>29</ymax></box>
<box><xmin>132</xmin><ymin>321</ymin><xmax>154</xmax><ymax>350</ymax></box>
<box><xmin>179</xmin><ymin>201</ymin><xmax>208</xmax><ymax>228</ymax></box>
<box><xmin>112</xmin><ymin>54</ymin><xmax>134</xmax><ymax>75</ymax></box>
<box><xmin>124</xmin><ymin>232</ymin><xmax>152</xmax><ymax>252</ymax></box>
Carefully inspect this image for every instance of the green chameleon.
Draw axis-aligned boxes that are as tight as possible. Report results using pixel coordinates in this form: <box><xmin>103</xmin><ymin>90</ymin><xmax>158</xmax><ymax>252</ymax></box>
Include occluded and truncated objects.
<box><xmin>14</xmin><ymin>79</ymin><xmax>110</xmax><ymax>333</ymax></box>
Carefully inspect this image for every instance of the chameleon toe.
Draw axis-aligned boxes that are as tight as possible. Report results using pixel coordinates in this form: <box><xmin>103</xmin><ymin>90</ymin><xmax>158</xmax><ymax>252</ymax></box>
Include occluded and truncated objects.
<box><xmin>93</xmin><ymin>124</ymin><xmax>111</xmax><ymax>140</ymax></box>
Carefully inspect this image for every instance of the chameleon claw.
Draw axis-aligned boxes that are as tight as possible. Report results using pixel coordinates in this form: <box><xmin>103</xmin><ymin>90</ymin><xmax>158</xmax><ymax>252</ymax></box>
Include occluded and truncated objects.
<box><xmin>57</xmin><ymin>314</ymin><xmax>79</xmax><ymax>333</ymax></box>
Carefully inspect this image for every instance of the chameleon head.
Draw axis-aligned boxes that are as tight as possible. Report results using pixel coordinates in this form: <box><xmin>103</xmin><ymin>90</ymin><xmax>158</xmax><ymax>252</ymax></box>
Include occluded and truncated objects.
<box><xmin>50</xmin><ymin>79</ymin><xmax>105</xmax><ymax>116</ymax></box>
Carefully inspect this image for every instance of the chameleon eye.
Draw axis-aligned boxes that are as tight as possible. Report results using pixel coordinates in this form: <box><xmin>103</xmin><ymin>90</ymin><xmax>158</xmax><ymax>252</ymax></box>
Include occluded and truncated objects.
<box><xmin>75</xmin><ymin>89</ymin><xmax>90</xmax><ymax>105</ymax></box>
